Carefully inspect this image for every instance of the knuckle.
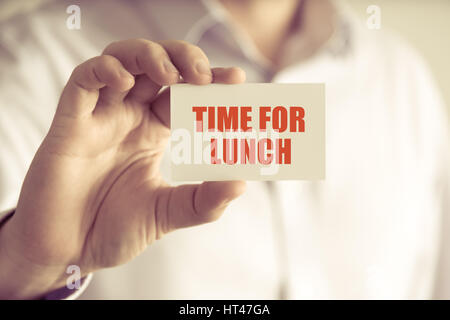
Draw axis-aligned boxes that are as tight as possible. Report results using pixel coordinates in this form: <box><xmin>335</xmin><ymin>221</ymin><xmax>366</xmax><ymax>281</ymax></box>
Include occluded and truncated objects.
<box><xmin>72</xmin><ymin>59</ymin><xmax>94</xmax><ymax>80</ymax></box>
<box><xmin>96</xmin><ymin>54</ymin><xmax>116</xmax><ymax>66</ymax></box>
<box><xmin>178</xmin><ymin>42</ymin><xmax>204</xmax><ymax>59</ymax></box>
<box><xmin>139</xmin><ymin>41</ymin><xmax>162</xmax><ymax>59</ymax></box>
<box><xmin>102</xmin><ymin>40</ymin><xmax>120</xmax><ymax>54</ymax></box>
<box><xmin>135</xmin><ymin>37</ymin><xmax>152</xmax><ymax>45</ymax></box>
<box><xmin>72</xmin><ymin>63</ymin><xmax>84</xmax><ymax>76</ymax></box>
<box><xmin>70</xmin><ymin>64</ymin><xmax>91</xmax><ymax>89</ymax></box>
<box><xmin>92</xmin><ymin>56</ymin><xmax>119</xmax><ymax>80</ymax></box>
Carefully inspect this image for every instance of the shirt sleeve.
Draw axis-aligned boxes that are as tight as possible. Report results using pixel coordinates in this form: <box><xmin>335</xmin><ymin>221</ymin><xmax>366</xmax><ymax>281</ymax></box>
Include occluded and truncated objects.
<box><xmin>408</xmin><ymin>50</ymin><xmax>450</xmax><ymax>299</ymax></box>
<box><xmin>43</xmin><ymin>273</ymin><xmax>93</xmax><ymax>300</ymax></box>
<box><xmin>433</xmin><ymin>154</ymin><xmax>450</xmax><ymax>299</ymax></box>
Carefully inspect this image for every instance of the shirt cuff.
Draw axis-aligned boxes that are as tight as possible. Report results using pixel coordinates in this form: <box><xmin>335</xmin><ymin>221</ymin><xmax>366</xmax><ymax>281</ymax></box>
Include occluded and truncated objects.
<box><xmin>44</xmin><ymin>273</ymin><xmax>93</xmax><ymax>300</ymax></box>
<box><xmin>0</xmin><ymin>208</ymin><xmax>14</xmax><ymax>226</ymax></box>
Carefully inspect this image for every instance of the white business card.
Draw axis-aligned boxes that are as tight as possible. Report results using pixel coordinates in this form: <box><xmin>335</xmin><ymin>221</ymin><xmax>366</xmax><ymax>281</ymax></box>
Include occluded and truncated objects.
<box><xmin>170</xmin><ymin>83</ymin><xmax>325</xmax><ymax>181</ymax></box>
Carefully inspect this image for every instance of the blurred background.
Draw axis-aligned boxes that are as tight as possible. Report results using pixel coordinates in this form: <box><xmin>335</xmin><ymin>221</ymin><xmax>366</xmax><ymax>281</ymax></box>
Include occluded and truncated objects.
<box><xmin>0</xmin><ymin>0</ymin><xmax>449</xmax><ymax>117</ymax></box>
<box><xmin>346</xmin><ymin>0</ymin><xmax>450</xmax><ymax>119</ymax></box>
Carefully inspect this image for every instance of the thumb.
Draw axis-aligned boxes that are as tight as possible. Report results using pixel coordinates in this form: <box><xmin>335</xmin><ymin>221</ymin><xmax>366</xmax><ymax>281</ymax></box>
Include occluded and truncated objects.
<box><xmin>155</xmin><ymin>181</ymin><xmax>246</xmax><ymax>235</ymax></box>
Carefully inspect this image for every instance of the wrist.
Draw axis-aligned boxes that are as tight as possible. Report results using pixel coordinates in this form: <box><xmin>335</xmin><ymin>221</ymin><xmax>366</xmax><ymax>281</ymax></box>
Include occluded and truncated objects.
<box><xmin>0</xmin><ymin>216</ymin><xmax>67</xmax><ymax>299</ymax></box>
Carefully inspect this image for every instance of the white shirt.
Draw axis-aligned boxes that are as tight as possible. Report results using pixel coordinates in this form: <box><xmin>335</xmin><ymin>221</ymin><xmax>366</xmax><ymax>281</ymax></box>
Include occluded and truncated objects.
<box><xmin>0</xmin><ymin>0</ymin><xmax>448</xmax><ymax>299</ymax></box>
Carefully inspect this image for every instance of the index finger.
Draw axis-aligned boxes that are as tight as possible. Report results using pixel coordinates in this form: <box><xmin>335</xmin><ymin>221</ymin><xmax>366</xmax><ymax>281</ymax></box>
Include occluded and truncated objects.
<box><xmin>150</xmin><ymin>67</ymin><xmax>246</xmax><ymax>128</ymax></box>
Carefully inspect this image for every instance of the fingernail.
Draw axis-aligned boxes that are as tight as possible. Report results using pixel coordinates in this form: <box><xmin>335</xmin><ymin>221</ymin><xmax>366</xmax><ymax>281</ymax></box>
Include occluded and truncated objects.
<box><xmin>163</xmin><ymin>59</ymin><xmax>178</xmax><ymax>74</ymax></box>
<box><xmin>195</xmin><ymin>60</ymin><xmax>212</xmax><ymax>77</ymax></box>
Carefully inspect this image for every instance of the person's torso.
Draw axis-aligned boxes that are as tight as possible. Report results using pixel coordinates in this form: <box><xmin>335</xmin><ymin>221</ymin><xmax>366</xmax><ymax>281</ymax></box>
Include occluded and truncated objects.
<box><xmin>0</xmin><ymin>0</ymin><xmax>445</xmax><ymax>299</ymax></box>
